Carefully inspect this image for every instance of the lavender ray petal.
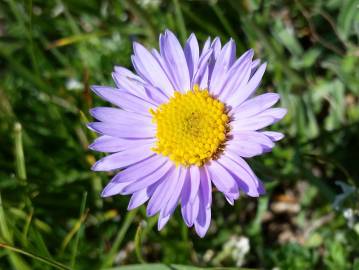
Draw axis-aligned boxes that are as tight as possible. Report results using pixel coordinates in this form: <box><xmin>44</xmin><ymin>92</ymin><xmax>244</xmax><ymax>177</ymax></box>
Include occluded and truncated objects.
<box><xmin>232</xmin><ymin>93</ymin><xmax>280</xmax><ymax>118</ymax></box>
<box><xmin>87</xmin><ymin>122</ymin><xmax>155</xmax><ymax>139</ymax></box>
<box><xmin>219</xmin><ymin>49</ymin><xmax>253</xmax><ymax>101</ymax></box>
<box><xmin>184</xmin><ymin>33</ymin><xmax>199</xmax><ymax>82</ymax></box>
<box><xmin>91</xmin><ymin>145</ymin><xmax>154</xmax><ymax>172</ymax></box>
<box><xmin>91</xmin><ymin>86</ymin><xmax>155</xmax><ymax>116</ymax></box>
<box><xmin>206</xmin><ymin>160</ymin><xmax>239</xmax><ymax>196</ymax></box>
<box><xmin>230</xmin><ymin>116</ymin><xmax>276</xmax><ymax>131</ymax></box>
<box><xmin>228</xmin><ymin>63</ymin><xmax>267</xmax><ymax>108</ymax></box>
<box><xmin>89</xmin><ymin>135</ymin><xmax>155</xmax><ymax>153</ymax></box>
<box><xmin>160</xmin><ymin>30</ymin><xmax>190</xmax><ymax>92</ymax></box>
<box><xmin>146</xmin><ymin>166</ymin><xmax>179</xmax><ymax>216</ymax></box>
<box><xmin>110</xmin><ymin>155</ymin><xmax>167</xmax><ymax>183</ymax></box>
<box><xmin>261</xmin><ymin>131</ymin><xmax>285</xmax><ymax>142</ymax></box>
<box><xmin>163</xmin><ymin>167</ymin><xmax>188</xmax><ymax>216</ymax></box>
<box><xmin>209</xmin><ymin>39</ymin><xmax>236</xmax><ymax>96</ymax></box>
<box><xmin>132</xmin><ymin>42</ymin><xmax>174</xmax><ymax>96</ymax></box>
<box><xmin>123</xmin><ymin>161</ymin><xmax>174</xmax><ymax>194</ymax></box>
<box><xmin>224</xmin><ymin>151</ymin><xmax>265</xmax><ymax>196</ymax></box>
<box><xmin>90</xmin><ymin>107</ymin><xmax>151</xmax><ymax>123</ymax></box>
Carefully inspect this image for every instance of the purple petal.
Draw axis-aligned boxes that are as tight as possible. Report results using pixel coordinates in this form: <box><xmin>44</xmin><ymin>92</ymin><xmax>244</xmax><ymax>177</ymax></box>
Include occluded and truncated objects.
<box><xmin>132</xmin><ymin>42</ymin><xmax>174</xmax><ymax>96</ymax></box>
<box><xmin>112</xmin><ymin>67</ymin><xmax>147</xmax><ymax>99</ymax></box>
<box><xmin>114</xmin><ymin>66</ymin><xmax>145</xmax><ymax>83</ymax></box>
<box><xmin>127</xmin><ymin>182</ymin><xmax>159</xmax><ymax>210</ymax></box>
<box><xmin>255</xmin><ymin>108</ymin><xmax>287</xmax><ymax>120</ymax></box>
<box><xmin>210</xmin><ymin>37</ymin><xmax>222</xmax><ymax>60</ymax></box>
<box><xmin>184</xmin><ymin>33</ymin><xmax>199</xmax><ymax>82</ymax></box>
<box><xmin>160</xmin><ymin>30</ymin><xmax>190</xmax><ymax>92</ymax></box>
<box><xmin>232</xmin><ymin>93</ymin><xmax>280</xmax><ymax>118</ymax></box>
<box><xmin>199</xmin><ymin>66</ymin><xmax>209</xmax><ymax>89</ymax></box>
<box><xmin>207</xmin><ymin>38</ymin><xmax>222</xmax><ymax>80</ymax></box>
<box><xmin>261</xmin><ymin>131</ymin><xmax>285</xmax><ymax>141</ymax></box>
<box><xmin>217</xmin><ymin>154</ymin><xmax>262</xmax><ymax>197</ymax></box>
<box><xmin>230</xmin><ymin>116</ymin><xmax>276</xmax><ymax>131</ymax></box>
<box><xmin>192</xmin><ymin>49</ymin><xmax>212</xmax><ymax>88</ymax></box>
<box><xmin>224</xmin><ymin>151</ymin><xmax>265</xmax><ymax>195</ymax></box>
<box><xmin>90</xmin><ymin>107</ymin><xmax>151</xmax><ymax>123</ymax></box>
<box><xmin>200</xmin><ymin>37</ymin><xmax>211</xmax><ymax>58</ymax></box>
<box><xmin>226</xmin><ymin>140</ymin><xmax>265</xmax><ymax>158</ymax></box>
<box><xmin>146</xmin><ymin>166</ymin><xmax>180</xmax><ymax>216</ymax></box>
<box><xmin>251</xmin><ymin>59</ymin><xmax>261</xmax><ymax>70</ymax></box>
<box><xmin>144</xmin><ymin>84</ymin><xmax>169</xmax><ymax>105</ymax></box>
<box><xmin>225</xmin><ymin>195</ymin><xmax>235</xmax><ymax>205</ymax></box>
<box><xmin>157</xmin><ymin>210</ymin><xmax>171</xmax><ymax>230</ymax></box>
<box><xmin>91</xmin><ymin>86</ymin><xmax>155</xmax><ymax>116</ymax></box>
<box><xmin>112</xmin><ymin>70</ymin><xmax>168</xmax><ymax>105</ymax></box>
<box><xmin>227</xmin><ymin>131</ymin><xmax>275</xmax><ymax>156</ymax></box>
<box><xmin>110</xmin><ymin>155</ymin><xmax>167</xmax><ymax>183</ymax></box>
<box><xmin>101</xmin><ymin>156</ymin><xmax>164</xmax><ymax>197</ymax></box>
<box><xmin>194</xmin><ymin>197</ymin><xmax>211</xmax><ymax>238</ymax></box>
<box><xmin>232</xmin><ymin>131</ymin><xmax>275</xmax><ymax>148</ymax></box>
<box><xmin>89</xmin><ymin>135</ymin><xmax>155</xmax><ymax>153</ymax></box>
<box><xmin>206</xmin><ymin>161</ymin><xmax>239</xmax><ymax>197</ymax></box>
<box><xmin>181</xmin><ymin>203</ymin><xmax>192</xmax><ymax>227</ymax></box>
<box><xmin>200</xmin><ymin>167</ymin><xmax>212</xmax><ymax>207</ymax></box>
<box><xmin>127</xmin><ymin>189</ymin><xmax>150</xmax><ymax>210</ymax></box>
<box><xmin>91</xmin><ymin>145</ymin><xmax>154</xmax><ymax>172</ymax></box>
<box><xmin>228</xmin><ymin>63</ymin><xmax>267</xmax><ymax>108</ymax></box>
<box><xmin>101</xmin><ymin>181</ymin><xmax>130</xmax><ymax>198</ymax></box>
<box><xmin>219</xmin><ymin>49</ymin><xmax>253</xmax><ymax>101</ymax></box>
<box><xmin>163</xmin><ymin>167</ymin><xmax>187</xmax><ymax>217</ymax></box>
<box><xmin>123</xmin><ymin>161</ymin><xmax>174</xmax><ymax>194</ymax></box>
<box><xmin>189</xmin><ymin>166</ymin><xmax>201</xmax><ymax>203</ymax></box>
<box><xmin>209</xmin><ymin>39</ymin><xmax>236</xmax><ymax>95</ymax></box>
<box><xmin>87</xmin><ymin>122</ymin><xmax>155</xmax><ymax>139</ymax></box>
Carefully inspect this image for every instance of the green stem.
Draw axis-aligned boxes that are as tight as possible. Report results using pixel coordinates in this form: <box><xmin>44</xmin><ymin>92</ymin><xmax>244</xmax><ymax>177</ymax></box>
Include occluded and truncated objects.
<box><xmin>14</xmin><ymin>123</ymin><xmax>27</xmax><ymax>181</ymax></box>
<box><xmin>101</xmin><ymin>209</ymin><xmax>138</xmax><ymax>268</ymax></box>
<box><xmin>70</xmin><ymin>192</ymin><xmax>88</xmax><ymax>268</ymax></box>
<box><xmin>172</xmin><ymin>0</ymin><xmax>187</xmax><ymax>43</ymax></box>
<box><xmin>0</xmin><ymin>242</ymin><xmax>72</xmax><ymax>270</ymax></box>
<box><xmin>134</xmin><ymin>223</ymin><xmax>145</xmax><ymax>264</ymax></box>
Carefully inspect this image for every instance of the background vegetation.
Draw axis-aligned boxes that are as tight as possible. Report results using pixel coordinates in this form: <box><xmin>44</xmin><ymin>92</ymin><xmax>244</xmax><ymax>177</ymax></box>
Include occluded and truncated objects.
<box><xmin>0</xmin><ymin>0</ymin><xmax>359</xmax><ymax>269</ymax></box>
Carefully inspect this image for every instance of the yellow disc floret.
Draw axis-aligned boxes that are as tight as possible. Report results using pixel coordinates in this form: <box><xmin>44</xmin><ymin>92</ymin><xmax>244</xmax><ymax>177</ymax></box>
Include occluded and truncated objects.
<box><xmin>150</xmin><ymin>85</ymin><xmax>229</xmax><ymax>167</ymax></box>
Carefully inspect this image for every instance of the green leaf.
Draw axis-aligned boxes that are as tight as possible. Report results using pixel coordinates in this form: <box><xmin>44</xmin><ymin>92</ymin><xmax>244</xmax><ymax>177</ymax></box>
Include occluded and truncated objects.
<box><xmin>104</xmin><ymin>264</ymin><xmax>253</xmax><ymax>270</ymax></box>
<box><xmin>337</xmin><ymin>0</ymin><xmax>359</xmax><ymax>40</ymax></box>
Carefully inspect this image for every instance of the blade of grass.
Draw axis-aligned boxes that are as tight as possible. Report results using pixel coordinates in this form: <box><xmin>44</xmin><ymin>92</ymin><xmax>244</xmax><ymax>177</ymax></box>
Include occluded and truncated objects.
<box><xmin>9</xmin><ymin>208</ymin><xmax>52</xmax><ymax>234</ymax></box>
<box><xmin>134</xmin><ymin>222</ymin><xmax>145</xmax><ymax>264</ymax></box>
<box><xmin>172</xmin><ymin>0</ymin><xmax>187</xmax><ymax>43</ymax></box>
<box><xmin>32</xmin><ymin>229</ymin><xmax>52</xmax><ymax>259</ymax></box>
<box><xmin>7</xmin><ymin>0</ymin><xmax>39</xmax><ymax>76</ymax></box>
<box><xmin>21</xmin><ymin>209</ymin><xmax>33</xmax><ymax>247</ymax></box>
<box><xmin>46</xmin><ymin>32</ymin><xmax>109</xmax><ymax>49</ymax></box>
<box><xmin>0</xmin><ymin>194</ymin><xmax>31</xmax><ymax>270</ymax></box>
<box><xmin>101</xmin><ymin>209</ymin><xmax>139</xmax><ymax>268</ymax></box>
<box><xmin>70</xmin><ymin>191</ymin><xmax>88</xmax><ymax>268</ymax></box>
<box><xmin>124</xmin><ymin>0</ymin><xmax>157</xmax><ymax>41</ymax></box>
<box><xmin>210</xmin><ymin>3</ymin><xmax>245</xmax><ymax>52</ymax></box>
<box><xmin>181</xmin><ymin>4</ymin><xmax>226</xmax><ymax>39</ymax></box>
<box><xmin>27</xmin><ymin>0</ymin><xmax>39</xmax><ymax>76</ymax></box>
<box><xmin>0</xmin><ymin>242</ymin><xmax>72</xmax><ymax>270</ymax></box>
<box><xmin>14</xmin><ymin>123</ymin><xmax>27</xmax><ymax>181</ymax></box>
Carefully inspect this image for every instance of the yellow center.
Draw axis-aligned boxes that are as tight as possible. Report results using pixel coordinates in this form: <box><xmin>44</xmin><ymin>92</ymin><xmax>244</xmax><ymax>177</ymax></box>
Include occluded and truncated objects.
<box><xmin>150</xmin><ymin>85</ymin><xmax>229</xmax><ymax>167</ymax></box>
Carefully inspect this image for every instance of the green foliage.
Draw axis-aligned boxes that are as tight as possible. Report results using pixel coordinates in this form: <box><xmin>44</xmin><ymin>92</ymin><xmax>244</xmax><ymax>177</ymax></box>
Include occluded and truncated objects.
<box><xmin>269</xmin><ymin>243</ymin><xmax>319</xmax><ymax>270</ymax></box>
<box><xmin>0</xmin><ymin>0</ymin><xmax>359</xmax><ymax>269</ymax></box>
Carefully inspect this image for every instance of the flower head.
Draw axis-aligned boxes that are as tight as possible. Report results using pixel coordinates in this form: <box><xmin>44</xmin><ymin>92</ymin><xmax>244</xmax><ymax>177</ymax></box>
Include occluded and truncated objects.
<box><xmin>88</xmin><ymin>30</ymin><xmax>286</xmax><ymax>237</ymax></box>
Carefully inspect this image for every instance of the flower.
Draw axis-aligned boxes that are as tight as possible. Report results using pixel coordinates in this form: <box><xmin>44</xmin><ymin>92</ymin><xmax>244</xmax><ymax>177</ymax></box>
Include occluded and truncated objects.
<box><xmin>88</xmin><ymin>30</ymin><xmax>286</xmax><ymax>237</ymax></box>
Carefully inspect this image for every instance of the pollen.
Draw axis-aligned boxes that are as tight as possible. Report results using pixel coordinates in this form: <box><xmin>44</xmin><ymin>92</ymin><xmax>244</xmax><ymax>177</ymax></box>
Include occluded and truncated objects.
<box><xmin>150</xmin><ymin>85</ymin><xmax>230</xmax><ymax>167</ymax></box>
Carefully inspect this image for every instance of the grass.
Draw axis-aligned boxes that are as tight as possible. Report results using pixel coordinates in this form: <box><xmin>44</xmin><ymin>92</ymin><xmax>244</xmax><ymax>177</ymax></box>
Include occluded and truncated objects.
<box><xmin>0</xmin><ymin>0</ymin><xmax>359</xmax><ymax>269</ymax></box>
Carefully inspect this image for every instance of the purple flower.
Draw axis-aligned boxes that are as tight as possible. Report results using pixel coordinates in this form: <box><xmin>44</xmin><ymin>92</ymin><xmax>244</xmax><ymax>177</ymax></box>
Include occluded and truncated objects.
<box><xmin>88</xmin><ymin>30</ymin><xmax>286</xmax><ymax>237</ymax></box>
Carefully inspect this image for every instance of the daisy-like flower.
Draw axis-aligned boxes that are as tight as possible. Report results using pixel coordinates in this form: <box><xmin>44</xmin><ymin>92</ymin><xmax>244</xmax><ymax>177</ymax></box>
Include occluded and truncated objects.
<box><xmin>88</xmin><ymin>30</ymin><xmax>286</xmax><ymax>237</ymax></box>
